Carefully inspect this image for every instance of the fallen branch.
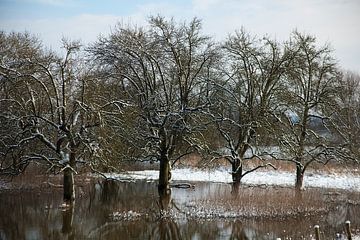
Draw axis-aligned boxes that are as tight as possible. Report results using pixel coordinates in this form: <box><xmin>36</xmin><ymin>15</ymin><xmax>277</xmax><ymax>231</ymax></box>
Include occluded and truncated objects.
<box><xmin>45</xmin><ymin>182</ymin><xmax>63</xmax><ymax>188</ymax></box>
<box><xmin>170</xmin><ymin>183</ymin><xmax>195</xmax><ymax>189</ymax></box>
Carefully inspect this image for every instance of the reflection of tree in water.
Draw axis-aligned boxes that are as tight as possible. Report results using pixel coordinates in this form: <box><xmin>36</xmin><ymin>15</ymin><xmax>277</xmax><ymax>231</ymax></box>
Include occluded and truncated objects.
<box><xmin>100</xmin><ymin>179</ymin><xmax>120</xmax><ymax>204</ymax></box>
<box><xmin>151</xmin><ymin>217</ymin><xmax>182</xmax><ymax>240</ymax></box>
<box><xmin>223</xmin><ymin>220</ymin><xmax>268</xmax><ymax>240</ymax></box>
<box><xmin>62</xmin><ymin>202</ymin><xmax>75</xmax><ymax>240</ymax></box>
<box><xmin>150</xmin><ymin>189</ymin><xmax>181</xmax><ymax>240</ymax></box>
<box><xmin>86</xmin><ymin>180</ymin><xmax>159</xmax><ymax>213</ymax></box>
<box><xmin>2</xmin><ymin>182</ymin><xmax>360</xmax><ymax>239</ymax></box>
<box><xmin>229</xmin><ymin>220</ymin><xmax>249</xmax><ymax>240</ymax></box>
<box><xmin>152</xmin><ymin>189</ymin><xmax>229</xmax><ymax>240</ymax></box>
<box><xmin>325</xmin><ymin>194</ymin><xmax>360</xmax><ymax>230</ymax></box>
<box><xmin>0</xmin><ymin>190</ymin><xmax>64</xmax><ymax>240</ymax></box>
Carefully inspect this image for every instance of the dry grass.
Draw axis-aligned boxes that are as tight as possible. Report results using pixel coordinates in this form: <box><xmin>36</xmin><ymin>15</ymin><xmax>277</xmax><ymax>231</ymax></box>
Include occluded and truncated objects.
<box><xmin>0</xmin><ymin>170</ymin><xmax>94</xmax><ymax>192</ymax></box>
<box><xmin>182</xmin><ymin>185</ymin><xmax>334</xmax><ymax>220</ymax></box>
<box><xmin>175</xmin><ymin>153</ymin><xmax>360</xmax><ymax>175</ymax></box>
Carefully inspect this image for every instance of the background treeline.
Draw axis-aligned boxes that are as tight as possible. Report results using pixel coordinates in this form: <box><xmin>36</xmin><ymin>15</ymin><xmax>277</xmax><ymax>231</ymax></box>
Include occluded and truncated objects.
<box><xmin>1</xmin><ymin>16</ymin><xmax>359</xmax><ymax>200</ymax></box>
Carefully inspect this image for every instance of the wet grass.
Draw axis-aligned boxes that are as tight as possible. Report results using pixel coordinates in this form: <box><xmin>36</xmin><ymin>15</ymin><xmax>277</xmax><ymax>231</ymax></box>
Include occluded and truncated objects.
<box><xmin>105</xmin><ymin>181</ymin><xmax>360</xmax><ymax>239</ymax></box>
<box><xmin>185</xmin><ymin>187</ymin><xmax>328</xmax><ymax>219</ymax></box>
<box><xmin>153</xmin><ymin>182</ymin><xmax>360</xmax><ymax>221</ymax></box>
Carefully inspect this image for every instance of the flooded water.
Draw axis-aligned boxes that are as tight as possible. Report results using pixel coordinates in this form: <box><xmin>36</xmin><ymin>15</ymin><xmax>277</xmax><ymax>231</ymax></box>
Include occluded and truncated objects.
<box><xmin>0</xmin><ymin>179</ymin><xmax>360</xmax><ymax>239</ymax></box>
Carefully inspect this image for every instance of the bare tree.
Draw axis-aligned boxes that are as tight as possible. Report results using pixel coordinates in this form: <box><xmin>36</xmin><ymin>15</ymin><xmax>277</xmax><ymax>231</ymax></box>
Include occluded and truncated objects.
<box><xmin>206</xmin><ymin>29</ymin><xmax>292</xmax><ymax>186</ymax></box>
<box><xmin>326</xmin><ymin>71</ymin><xmax>360</xmax><ymax>163</ymax></box>
<box><xmin>0</xmin><ymin>32</ymin><xmax>121</xmax><ymax>202</ymax></box>
<box><xmin>275</xmin><ymin>31</ymin><xmax>340</xmax><ymax>190</ymax></box>
<box><xmin>89</xmin><ymin>16</ymin><xmax>218</xmax><ymax>195</ymax></box>
<box><xmin>0</xmin><ymin>31</ymin><xmax>43</xmax><ymax>174</ymax></box>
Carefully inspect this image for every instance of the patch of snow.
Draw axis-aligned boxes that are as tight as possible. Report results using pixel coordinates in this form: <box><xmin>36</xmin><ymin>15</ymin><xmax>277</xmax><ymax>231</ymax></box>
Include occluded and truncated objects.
<box><xmin>110</xmin><ymin>210</ymin><xmax>142</xmax><ymax>221</ymax></box>
<box><xmin>59</xmin><ymin>151</ymin><xmax>69</xmax><ymax>164</ymax></box>
<box><xmin>105</xmin><ymin>168</ymin><xmax>360</xmax><ymax>191</ymax></box>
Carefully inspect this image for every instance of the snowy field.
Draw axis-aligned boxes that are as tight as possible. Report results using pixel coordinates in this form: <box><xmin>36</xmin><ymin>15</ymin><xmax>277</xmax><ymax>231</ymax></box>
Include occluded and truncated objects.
<box><xmin>105</xmin><ymin>168</ymin><xmax>360</xmax><ymax>191</ymax></box>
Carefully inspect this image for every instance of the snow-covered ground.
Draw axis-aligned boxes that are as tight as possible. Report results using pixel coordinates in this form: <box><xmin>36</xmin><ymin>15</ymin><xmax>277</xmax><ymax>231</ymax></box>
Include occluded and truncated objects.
<box><xmin>105</xmin><ymin>168</ymin><xmax>360</xmax><ymax>191</ymax></box>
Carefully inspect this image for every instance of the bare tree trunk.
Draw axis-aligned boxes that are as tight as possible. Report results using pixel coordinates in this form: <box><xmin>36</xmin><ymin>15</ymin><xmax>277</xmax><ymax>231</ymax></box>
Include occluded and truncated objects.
<box><xmin>63</xmin><ymin>168</ymin><xmax>75</xmax><ymax>202</ymax></box>
<box><xmin>158</xmin><ymin>155</ymin><xmax>171</xmax><ymax>196</ymax></box>
<box><xmin>232</xmin><ymin>159</ymin><xmax>243</xmax><ymax>183</ymax></box>
<box><xmin>231</xmin><ymin>182</ymin><xmax>240</xmax><ymax>194</ymax></box>
<box><xmin>231</xmin><ymin>159</ymin><xmax>243</xmax><ymax>193</ymax></box>
<box><xmin>158</xmin><ymin>127</ymin><xmax>171</xmax><ymax>196</ymax></box>
<box><xmin>63</xmin><ymin>147</ymin><xmax>76</xmax><ymax>202</ymax></box>
<box><xmin>295</xmin><ymin>164</ymin><xmax>304</xmax><ymax>191</ymax></box>
<box><xmin>158</xmin><ymin>188</ymin><xmax>172</xmax><ymax>211</ymax></box>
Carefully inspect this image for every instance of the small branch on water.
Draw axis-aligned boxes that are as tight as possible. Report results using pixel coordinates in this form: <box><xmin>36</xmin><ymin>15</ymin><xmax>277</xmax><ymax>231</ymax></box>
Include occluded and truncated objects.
<box><xmin>45</xmin><ymin>182</ymin><xmax>63</xmax><ymax>188</ymax></box>
<box><xmin>170</xmin><ymin>183</ymin><xmax>195</xmax><ymax>189</ymax></box>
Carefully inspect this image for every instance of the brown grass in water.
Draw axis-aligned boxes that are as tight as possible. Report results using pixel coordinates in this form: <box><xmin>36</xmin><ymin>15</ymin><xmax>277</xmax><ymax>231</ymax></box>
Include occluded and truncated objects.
<box><xmin>182</xmin><ymin>185</ymin><xmax>360</xmax><ymax>220</ymax></box>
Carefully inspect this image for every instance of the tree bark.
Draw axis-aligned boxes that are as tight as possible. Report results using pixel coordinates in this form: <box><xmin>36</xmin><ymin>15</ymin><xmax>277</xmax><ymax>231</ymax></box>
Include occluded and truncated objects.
<box><xmin>231</xmin><ymin>182</ymin><xmax>240</xmax><ymax>195</ymax></box>
<box><xmin>63</xmin><ymin>147</ymin><xmax>76</xmax><ymax>202</ymax></box>
<box><xmin>63</xmin><ymin>168</ymin><xmax>75</xmax><ymax>202</ymax></box>
<box><xmin>295</xmin><ymin>164</ymin><xmax>304</xmax><ymax>191</ymax></box>
<box><xmin>232</xmin><ymin>159</ymin><xmax>243</xmax><ymax>183</ymax></box>
<box><xmin>158</xmin><ymin>127</ymin><xmax>171</xmax><ymax>196</ymax></box>
<box><xmin>158</xmin><ymin>155</ymin><xmax>171</xmax><ymax>196</ymax></box>
<box><xmin>159</xmin><ymin>188</ymin><xmax>172</xmax><ymax>211</ymax></box>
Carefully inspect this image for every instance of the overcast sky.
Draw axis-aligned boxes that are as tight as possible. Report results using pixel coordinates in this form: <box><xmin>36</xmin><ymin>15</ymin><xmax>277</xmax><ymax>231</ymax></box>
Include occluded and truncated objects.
<box><xmin>1</xmin><ymin>0</ymin><xmax>359</xmax><ymax>71</ymax></box>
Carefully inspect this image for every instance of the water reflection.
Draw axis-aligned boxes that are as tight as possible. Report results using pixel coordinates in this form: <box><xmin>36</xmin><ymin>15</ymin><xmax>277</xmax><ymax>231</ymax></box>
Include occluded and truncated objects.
<box><xmin>0</xmin><ymin>180</ymin><xmax>359</xmax><ymax>239</ymax></box>
<box><xmin>151</xmin><ymin>216</ymin><xmax>181</xmax><ymax>240</ymax></box>
<box><xmin>229</xmin><ymin>220</ymin><xmax>249</xmax><ymax>240</ymax></box>
<box><xmin>62</xmin><ymin>203</ymin><xmax>75</xmax><ymax>240</ymax></box>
